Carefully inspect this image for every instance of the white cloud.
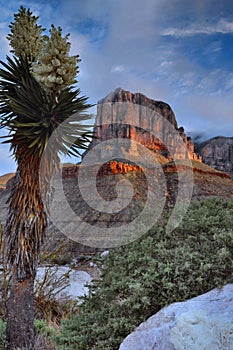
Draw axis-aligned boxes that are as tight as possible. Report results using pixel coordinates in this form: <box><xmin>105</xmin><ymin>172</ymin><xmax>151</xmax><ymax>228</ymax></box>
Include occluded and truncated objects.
<box><xmin>0</xmin><ymin>30</ymin><xmax>10</xmax><ymax>55</ymax></box>
<box><xmin>162</xmin><ymin>18</ymin><xmax>233</xmax><ymax>37</ymax></box>
<box><xmin>111</xmin><ymin>65</ymin><xmax>125</xmax><ymax>73</ymax></box>
<box><xmin>69</xmin><ymin>32</ymin><xmax>90</xmax><ymax>57</ymax></box>
<box><xmin>0</xmin><ymin>144</ymin><xmax>16</xmax><ymax>176</ymax></box>
<box><xmin>179</xmin><ymin>92</ymin><xmax>233</xmax><ymax>137</ymax></box>
<box><xmin>160</xmin><ymin>60</ymin><xmax>173</xmax><ymax>68</ymax></box>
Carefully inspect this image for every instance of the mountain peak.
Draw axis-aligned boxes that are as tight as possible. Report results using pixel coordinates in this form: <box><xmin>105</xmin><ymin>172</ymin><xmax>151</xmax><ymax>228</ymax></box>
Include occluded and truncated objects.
<box><xmin>95</xmin><ymin>88</ymin><xmax>200</xmax><ymax>162</ymax></box>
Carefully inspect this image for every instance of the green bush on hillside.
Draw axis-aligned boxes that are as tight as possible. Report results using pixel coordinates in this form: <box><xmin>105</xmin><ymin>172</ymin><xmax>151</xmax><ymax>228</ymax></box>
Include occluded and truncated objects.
<box><xmin>0</xmin><ymin>319</ymin><xmax>7</xmax><ymax>350</ymax></box>
<box><xmin>55</xmin><ymin>198</ymin><xmax>233</xmax><ymax>350</ymax></box>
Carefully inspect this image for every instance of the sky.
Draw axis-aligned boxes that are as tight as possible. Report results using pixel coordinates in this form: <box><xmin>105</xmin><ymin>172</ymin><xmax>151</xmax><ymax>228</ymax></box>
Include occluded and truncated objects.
<box><xmin>0</xmin><ymin>0</ymin><xmax>233</xmax><ymax>175</ymax></box>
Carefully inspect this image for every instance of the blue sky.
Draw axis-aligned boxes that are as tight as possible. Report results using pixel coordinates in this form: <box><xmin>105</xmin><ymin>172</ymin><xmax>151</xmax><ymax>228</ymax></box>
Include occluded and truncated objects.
<box><xmin>0</xmin><ymin>0</ymin><xmax>233</xmax><ymax>175</ymax></box>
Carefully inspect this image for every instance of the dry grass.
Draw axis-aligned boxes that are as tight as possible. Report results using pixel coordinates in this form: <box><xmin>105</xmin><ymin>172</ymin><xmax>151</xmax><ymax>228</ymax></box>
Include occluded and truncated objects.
<box><xmin>34</xmin><ymin>334</ymin><xmax>56</xmax><ymax>350</ymax></box>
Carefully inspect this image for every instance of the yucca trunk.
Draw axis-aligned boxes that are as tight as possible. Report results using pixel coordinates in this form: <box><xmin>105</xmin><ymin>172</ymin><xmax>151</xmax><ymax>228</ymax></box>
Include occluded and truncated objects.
<box><xmin>6</xmin><ymin>266</ymin><xmax>35</xmax><ymax>349</ymax></box>
<box><xmin>4</xmin><ymin>146</ymin><xmax>51</xmax><ymax>350</ymax></box>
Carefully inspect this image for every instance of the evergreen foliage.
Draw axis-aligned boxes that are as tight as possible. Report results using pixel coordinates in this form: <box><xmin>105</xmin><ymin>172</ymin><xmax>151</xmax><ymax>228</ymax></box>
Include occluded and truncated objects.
<box><xmin>55</xmin><ymin>198</ymin><xmax>233</xmax><ymax>350</ymax></box>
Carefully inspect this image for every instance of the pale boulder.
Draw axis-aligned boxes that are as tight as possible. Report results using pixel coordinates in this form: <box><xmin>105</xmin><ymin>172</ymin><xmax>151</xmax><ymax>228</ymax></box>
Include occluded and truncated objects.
<box><xmin>119</xmin><ymin>284</ymin><xmax>233</xmax><ymax>350</ymax></box>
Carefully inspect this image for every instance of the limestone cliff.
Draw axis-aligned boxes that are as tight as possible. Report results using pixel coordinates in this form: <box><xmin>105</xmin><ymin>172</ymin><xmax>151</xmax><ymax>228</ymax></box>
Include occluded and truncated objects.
<box><xmin>196</xmin><ymin>137</ymin><xmax>233</xmax><ymax>178</ymax></box>
<box><xmin>89</xmin><ymin>88</ymin><xmax>201</xmax><ymax>162</ymax></box>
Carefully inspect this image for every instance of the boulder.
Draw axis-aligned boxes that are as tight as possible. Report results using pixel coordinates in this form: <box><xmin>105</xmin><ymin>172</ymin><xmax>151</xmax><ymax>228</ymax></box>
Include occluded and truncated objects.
<box><xmin>35</xmin><ymin>266</ymin><xmax>92</xmax><ymax>300</ymax></box>
<box><xmin>119</xmin><ymin>284</ymin><xmax>233</xmax><ymax>350</ymax></box>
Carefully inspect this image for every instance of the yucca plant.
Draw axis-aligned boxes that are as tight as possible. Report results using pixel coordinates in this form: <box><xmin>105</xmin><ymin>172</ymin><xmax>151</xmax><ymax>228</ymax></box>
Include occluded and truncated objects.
<box><xmin>0</xmin><ymin>6</ymin><xmax>92</xmax><ymax>349</ymax></box>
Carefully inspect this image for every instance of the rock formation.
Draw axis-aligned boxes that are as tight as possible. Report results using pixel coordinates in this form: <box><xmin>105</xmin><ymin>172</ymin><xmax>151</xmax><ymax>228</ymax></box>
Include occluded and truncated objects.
<box><xmin>0</xmin><ymin>89</ymin><xmax>232</xmax><ymax>252</ymax></box>
<box><xmin>195</xmin><ymin>136</ymin><xmax>233</xmax><ymax>178</ymax></box>
<box><xmin>119</xmin><ymin>284</ymin><xmax>233</xmax><ymax>350</ymax></box>
<box><xmin>88</xmin><ymin>88</ymin><xmax>201</xmax><ymax>162</ymax></box>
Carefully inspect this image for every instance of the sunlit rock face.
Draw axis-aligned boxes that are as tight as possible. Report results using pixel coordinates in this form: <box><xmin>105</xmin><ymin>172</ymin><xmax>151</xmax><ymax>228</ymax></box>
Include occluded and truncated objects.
<box><xmin>88</xmin><ymin>88</ymin><xmax>201</xmax><ymax>162</ymax></box>
<box><xmin>196</xmin><ymin>136</ymin><xmax>233</xmax><ymax>178</ymax></box>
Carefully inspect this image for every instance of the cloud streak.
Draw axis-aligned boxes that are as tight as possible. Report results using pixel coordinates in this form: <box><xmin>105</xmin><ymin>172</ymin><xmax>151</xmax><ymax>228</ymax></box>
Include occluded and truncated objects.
<box><xmin>162</xmin><ymin>18</ymin><xmax>233</xmax><ymax>37</ymax></box>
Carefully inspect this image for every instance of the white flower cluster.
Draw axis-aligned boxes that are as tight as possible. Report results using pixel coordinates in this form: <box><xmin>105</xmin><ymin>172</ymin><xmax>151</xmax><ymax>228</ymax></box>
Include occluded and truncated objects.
<box><xmin>7</xmin><ymin>6</ymin><xmax>45</xmax><ymax>61</ymax></box>
<box><xmin>32</xmin><ymin>25</ymin><xmax>78</xmax><ymax>92</ymax></box>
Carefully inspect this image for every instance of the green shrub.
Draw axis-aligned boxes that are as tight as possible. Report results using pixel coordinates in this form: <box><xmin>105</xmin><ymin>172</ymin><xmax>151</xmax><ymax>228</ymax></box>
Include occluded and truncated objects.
<box><xmin>34</xmin><ymin>319</ymin><xmax>56</xmax><ymax>338</ymax></box>
<box><xmin>0</xmin><ymin>319</ymin><xmax>7</xmax><ymax>350</ymax></box>
<box><xmin>34</xmin><ymin>319</ymin><xmax>57</xmax><ymax>350</ymax></box>
<box><xmin>54</xmin><ymin>198</ymin><xmax>233</xmax><ymax>350</ymax></box>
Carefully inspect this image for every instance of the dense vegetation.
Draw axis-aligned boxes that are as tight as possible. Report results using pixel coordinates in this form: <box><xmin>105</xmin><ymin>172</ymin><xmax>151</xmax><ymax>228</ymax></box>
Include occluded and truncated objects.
<box><xmin>0</xmin><ymin>198</ymin><xmax>232</xmax><ymax>349</ymax></box>
<box><xmin>54</xmin><ymin>198</ymin><xmax>233</xmax><ymax>350</ymax></box>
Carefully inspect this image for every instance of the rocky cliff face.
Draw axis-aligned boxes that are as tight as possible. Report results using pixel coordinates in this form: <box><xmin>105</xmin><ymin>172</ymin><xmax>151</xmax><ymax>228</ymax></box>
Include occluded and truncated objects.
<box><xmin>89</xmin><ymin>88</ymin><xmax>201</xmax><ymax>162</ymax></box>
<box><xmin>195</xmin><ymin>137</ymin><xmax>233</xmax><ymax>178</ymax></box>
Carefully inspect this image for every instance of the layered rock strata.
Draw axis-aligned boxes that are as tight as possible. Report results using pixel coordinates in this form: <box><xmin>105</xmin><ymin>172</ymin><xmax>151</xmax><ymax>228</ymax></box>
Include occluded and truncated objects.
<box><xmin>88</xmin><ymin>88</ymin><xmax>201</xmax><ymax>162</ymax></box>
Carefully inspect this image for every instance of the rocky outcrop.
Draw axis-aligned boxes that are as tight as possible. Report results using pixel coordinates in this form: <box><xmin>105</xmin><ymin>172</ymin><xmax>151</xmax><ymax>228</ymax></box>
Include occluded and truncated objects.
<box><xmin>62</xmin><ymin>161</ymin><xmax>142</xmax><ymax>179</ymax></box>
<box><xmin>89</xmin><ymin>88</ymin><xmax>201</xmax><ymax>162</ymax></box>
<box><xmin>119</xmin><ymin>284</ymin><xmax>233</xmax><ymax>350</ymax></box>
<box><xmin>196</xmin><ymin>136</ymin><xmax>233</xmax><ymax>178</ymax></box>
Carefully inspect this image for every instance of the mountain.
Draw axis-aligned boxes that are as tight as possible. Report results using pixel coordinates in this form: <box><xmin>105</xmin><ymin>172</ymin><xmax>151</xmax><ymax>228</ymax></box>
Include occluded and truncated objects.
<box><xmin>195</xmin><ymin>136</ymin><xmax>233</xmax><ymax>179</ymax></box>
<box><xmin>89</xmin><ymin>87</ymin><xmax>201</xmax><ymax>162</ymax></box>
<box><xmin>0</xmin><ymin>88</ymin><xmax>232</xmax><ymax>251</ymax></box>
